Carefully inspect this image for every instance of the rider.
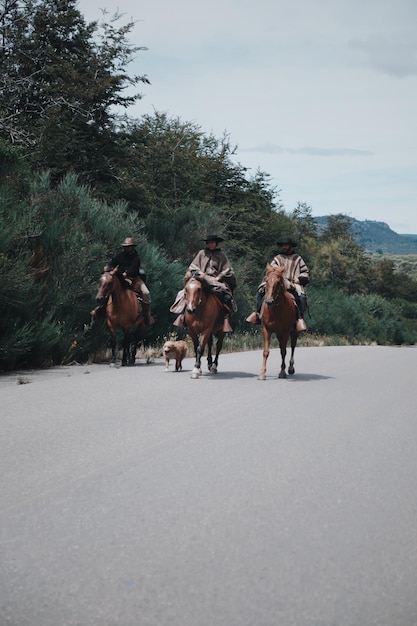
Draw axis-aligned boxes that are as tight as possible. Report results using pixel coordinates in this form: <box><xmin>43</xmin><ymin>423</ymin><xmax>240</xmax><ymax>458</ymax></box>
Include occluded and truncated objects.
<box><xmin>172</xmin><ymin>234</ymin><xmax>237</xmax><ymax>331</ymax></box>
<box><xmin>246</xmin><ymin>236</ymin><xmax>309</xmax><ymax>332</ymax></box>
<box><xmin>91</xmin><ymin>237</ymin><xmax>154</xmax><ymax>326</ymax></box>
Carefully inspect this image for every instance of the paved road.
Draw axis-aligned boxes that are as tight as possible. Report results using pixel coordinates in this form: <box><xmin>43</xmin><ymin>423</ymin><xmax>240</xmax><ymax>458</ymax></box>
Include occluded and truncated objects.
<box><xmin>1</xmin><ymin>346</ymin><xmax>417</xmax><ymax>626</ymax></box>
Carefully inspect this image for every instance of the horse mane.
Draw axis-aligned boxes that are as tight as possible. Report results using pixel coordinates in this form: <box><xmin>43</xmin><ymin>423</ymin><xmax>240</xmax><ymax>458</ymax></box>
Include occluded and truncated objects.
<box><xmin>266</xmin><ymin>263</ymin><xmax>287</xmax><ymax>289</ymax></box>
<box><xmin>106</xmin><ymin>266</ymin><xmax>130</xmax><ymax>290</ymax></box>
<box><xmin>187</xmin><ymin>272</ymin><xmax>211</xmax><ymax>294</ymax></box>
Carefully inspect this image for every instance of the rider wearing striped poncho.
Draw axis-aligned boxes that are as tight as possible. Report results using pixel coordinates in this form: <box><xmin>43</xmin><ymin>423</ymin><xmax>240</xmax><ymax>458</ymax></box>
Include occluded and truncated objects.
<box><xmin>246</xmin><ymin>236</ymin><xmax>309</xmax><ymax>331</ymax></box>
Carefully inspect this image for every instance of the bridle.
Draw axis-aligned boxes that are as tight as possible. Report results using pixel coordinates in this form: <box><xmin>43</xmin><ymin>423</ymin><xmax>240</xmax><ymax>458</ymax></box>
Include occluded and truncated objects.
<box><xmin>185</xmin><ymin>276</ymin><xmax>204</xmax><ymax>313</ymax></box>
<box><xmin>264</xmin><ymin>269</ymin><xmax>284</xmax><ymax>307</ymax></box>
<box><xmin>96</xmin><ymin>270</ymin><xmax>114</xmax><ymax>304</ymax></box>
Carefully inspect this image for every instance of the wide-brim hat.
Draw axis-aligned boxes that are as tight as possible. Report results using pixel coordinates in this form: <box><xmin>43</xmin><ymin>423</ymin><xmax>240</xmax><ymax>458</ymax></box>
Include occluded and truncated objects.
<box><xmin>203</xmin><ymin>234</ymin><xmax>224</xmax><ymax>243</ymax></box>
<box><xmin>277</xmin><ymin>236</ymin><xmax>297</xmax><ymax>247</ymax></box>
<box><xmin>121</xmin><ymin>237</ymin><xmax>137</xmax><ymax>247</ymax></box>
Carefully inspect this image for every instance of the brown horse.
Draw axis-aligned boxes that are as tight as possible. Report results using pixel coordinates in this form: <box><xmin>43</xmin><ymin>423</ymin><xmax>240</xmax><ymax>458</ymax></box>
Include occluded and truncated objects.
<box><xmin>258</xmin><ymin>263</ymin><xmax>299</xmax><ymax>380</ymax></box>
<box><xmin>184</xmin><ymin>273</ymin><xmax>226</xmax><ymax>378</ymax></box>
<box><xmin>95</xmin><ymin>268</ymin><xmax>145</xmax><ymax>366</ymax></box>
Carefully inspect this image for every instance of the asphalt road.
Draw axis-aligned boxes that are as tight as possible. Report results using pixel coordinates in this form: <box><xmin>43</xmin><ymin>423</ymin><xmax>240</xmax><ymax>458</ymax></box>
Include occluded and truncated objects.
<box><xmin>1</xmin><ymin>345</ymin><xmax>417</xmax><ymax>626</ymax></box>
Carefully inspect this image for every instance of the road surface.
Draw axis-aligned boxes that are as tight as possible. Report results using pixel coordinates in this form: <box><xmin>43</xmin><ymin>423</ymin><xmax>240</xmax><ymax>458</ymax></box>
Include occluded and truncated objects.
<box><xmin>1</xmin><ymin>345</ymin><xmax>417</xmax><ymax>626</ymax></box>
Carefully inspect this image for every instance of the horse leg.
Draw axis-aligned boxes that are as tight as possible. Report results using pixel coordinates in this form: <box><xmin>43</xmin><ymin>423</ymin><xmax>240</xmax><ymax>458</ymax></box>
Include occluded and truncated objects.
<box><xmin>127</xmin><ymin>327</ymin><xmax>141</xmax><ymax>366</ymax></box>
<box><xmin>121</xmin><ymin>332</ymin><xmax>130</xmax><ymax>366</ymax></box>
<box><xmin>211</xmin><ymin>331</ymin><xmax>225</xmax><ymax>374</ymax></box>
<box><xmin>288</xmin><ymin>330</ymin><xmax>298</xmax><ymax>375</ymax></box>
<box><xmin>279</xmin><ymin>340</ymin><xmax>288</xmax><ymax>378</ymax></box>
<box><xmin>191</xmin><ymin>342</ymin><xmax>204</xmax><ymax>378</ymax></box>
<box><xmin>259</xmin><ymin>328</ymin><xmax>271</xmax><ymax>380</ymax></box>
<box><xmin>188</xmin><ymin>330</ymin><xmax>202</xmax><ymax>378</ymax></box>
<box><xmin>127</xmin><ymin>340</ymin><xmax>137</xmax><ymax>366</ymax></box>
<box><xmin>109</xmin><ymin>330</ymin><xmax>117</xmax><ymax>366</ymax></box>
<box><xmin>207</xmin><ymin>334</ymin><xmax>214</xmax><ymax>372</ymax></box>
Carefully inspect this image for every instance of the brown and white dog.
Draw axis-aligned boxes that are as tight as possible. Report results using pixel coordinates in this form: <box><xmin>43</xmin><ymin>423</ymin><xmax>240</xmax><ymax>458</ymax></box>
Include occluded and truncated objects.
<box><xmin>163</xmin><ymin>340</ymin><xmax>188</xmax><ymax>372</ymax></box>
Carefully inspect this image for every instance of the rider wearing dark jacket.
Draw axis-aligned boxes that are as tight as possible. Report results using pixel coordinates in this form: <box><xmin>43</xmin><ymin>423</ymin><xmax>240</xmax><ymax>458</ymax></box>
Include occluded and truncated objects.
<box><xmin>246</xmin><ymin>236</ymin><xmax>309</xmax><ymax>332</ymax></box>
<box><xmin>108</xmin><ymin>246</ymin><xmax>141</xmax><ymax>280</ymax></box>
<box><xmin>91</xmin><ymin>237</ymin><xmax>154</xmax><ymax>326</ymax></box>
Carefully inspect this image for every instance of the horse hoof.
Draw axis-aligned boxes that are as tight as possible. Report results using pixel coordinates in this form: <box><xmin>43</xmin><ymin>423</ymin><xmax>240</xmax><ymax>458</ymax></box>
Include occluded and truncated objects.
<box><xmin>279</xmin><ymin>372</ymin><xmax>286</xmax><ymax>379</ymax></box>
<box><xmin>258</xmin><ymin>374</ymin><xmax>266</xmax><ymax>381</ymax></box>
<box><xmin>191</xmin><ymin>368</ymin><xmax>201</xmax><ymax>379</ymax></box>
<box><xmin>288</xmin><ymin>368</ymin><xmax>295</xmax><ymax>375</ymax></box>
<box><xmin>209</xmin><ymin>366</ymin><xmax>217</xmax><ymax>374</ymax></box>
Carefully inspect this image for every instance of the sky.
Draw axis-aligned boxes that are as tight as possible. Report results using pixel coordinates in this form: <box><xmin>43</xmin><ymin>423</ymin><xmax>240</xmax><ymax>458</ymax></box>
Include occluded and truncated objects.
<box><xmin>78</xmin><ymin>0</ymin><xmax>417</xmax><ymax>234</ymax></box>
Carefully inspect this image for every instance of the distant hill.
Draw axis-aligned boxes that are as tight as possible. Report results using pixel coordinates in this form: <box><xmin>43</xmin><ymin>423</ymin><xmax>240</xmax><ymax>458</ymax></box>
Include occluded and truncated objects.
<box><xmin>314</xmin><ymin>217</ymin><xmax>417</xmax><ymax>255</ymax></box>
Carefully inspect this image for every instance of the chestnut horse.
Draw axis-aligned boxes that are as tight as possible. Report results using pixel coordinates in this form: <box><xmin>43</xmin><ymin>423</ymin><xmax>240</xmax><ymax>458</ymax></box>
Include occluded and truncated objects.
<box><xmin>184</xmin><ymin>273</ymin><xmax>226</xmax><ymax>378</ymax></box>
<box><xmin>95</xmin><ymin>268</ymin><xmax>145</xmax><ymax>366</ymax></box>
<box><xmin>258</xmin><ymin>263</ymin><xmax>299</xmax><ymax>380</ymax></box>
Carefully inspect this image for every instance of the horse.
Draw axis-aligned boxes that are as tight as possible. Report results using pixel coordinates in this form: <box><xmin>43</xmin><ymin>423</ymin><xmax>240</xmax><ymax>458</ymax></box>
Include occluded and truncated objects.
<box><xmin>258</xmin><ymin>263</ymin><xmax>299</xmax><ymax>380</ymax></box>
<box><xmin>184</xmin><ymin>273</ymin><xmax>226</xmax><ymax>378</ymax></box>
<box><xmin>95</xmin><ymin>268</ymin><xmax>145</xmax><ymax>366</ymax></box>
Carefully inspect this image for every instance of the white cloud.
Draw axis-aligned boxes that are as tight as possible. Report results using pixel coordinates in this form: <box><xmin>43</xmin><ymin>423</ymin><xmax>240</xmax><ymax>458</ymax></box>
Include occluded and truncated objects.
<box><xmin>242</xmin><ymin>144</ymin><xmax>374</xmax><ymax>157</ymax></box>
<box><xmin>78</xmin><ymin>0</ymin><xmax>417</xmax><ymax>233</ymax></box>
<box><xmin>349</xmin><ymin>33</ymin><xmax>417</xmax><ymax>77</ymax></box>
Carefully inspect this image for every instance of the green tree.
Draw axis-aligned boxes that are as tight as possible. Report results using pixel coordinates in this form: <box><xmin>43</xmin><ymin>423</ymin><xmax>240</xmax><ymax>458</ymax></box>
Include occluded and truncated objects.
<box><xmin>0</xmin><ymin>0</ymin><xmax>149</xmax><ymax>186</ymax></box>
<box><xmin>371</xmin><ymin>257</ymin><xmax>417</xmax><ymax>301</ymax></box>
<box><xmin>0</xmin><ymin>171</ymin><xmax>183</xmax><ymax>369</ymax></box>
<box><xmin>311</xmin><ymin>237</ymin><xmax>371</xmax><ymax>295</ymax></box>
<box><xmin>111</xmin><ymin>112</ymin><xmax>250</xmax><ymax>213</ymax></box>
<box><xmin>321</xmin><ymin>213</ymin><xmax>354</xmax><ymax>241</ymax></box>
<box><xmin>291</xmin><ymin>202</ymin><xmax>318</xmax><ymax>244</ymax></box>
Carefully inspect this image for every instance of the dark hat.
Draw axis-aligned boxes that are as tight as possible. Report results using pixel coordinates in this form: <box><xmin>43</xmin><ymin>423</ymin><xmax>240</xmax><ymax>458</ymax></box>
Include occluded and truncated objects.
<box><xmin>121</xmin><ymin>237</ymin><xmax>137</xmax><ymax>247</ymax></box>
<box><xmin>203</xmin><ymin>234</ymin><xmax>224</xmax><ymax>243</ymax></box>
<box><xmin>277</xmin><ymin>236</ymin><xmax>297</xmax><ymax>247</ymax></box>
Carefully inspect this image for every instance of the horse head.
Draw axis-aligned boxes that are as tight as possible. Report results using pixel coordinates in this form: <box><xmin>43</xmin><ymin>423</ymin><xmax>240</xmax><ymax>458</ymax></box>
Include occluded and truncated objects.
<box><xmin>184</xmin><ymin>275</ymin><xmax>205</xmax><ymax>314</ymax></box>
<box><xmin>264</xmin><ymin>264</ymin><xmax>285</xmax><ymax>307</ymax></box>
<box><xmin>96</xmin><ymin>267</ymin><xmax>118</xmax><ymax>304</ymax></box>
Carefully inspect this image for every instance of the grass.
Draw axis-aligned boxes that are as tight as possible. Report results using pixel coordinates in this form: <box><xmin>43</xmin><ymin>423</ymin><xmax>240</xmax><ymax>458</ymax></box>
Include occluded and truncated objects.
<box><xmin>94</xmin><ymin>330</ymin><xmax>378</xmax><ymax>365</ymax></box>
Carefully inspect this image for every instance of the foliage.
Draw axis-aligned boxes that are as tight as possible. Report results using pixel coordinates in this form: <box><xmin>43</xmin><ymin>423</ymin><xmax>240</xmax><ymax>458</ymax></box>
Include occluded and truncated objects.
<box><xmin>384</xmin><ymin>255</ymin><xmax>417</xmax><ymax>280</ymax></box>
<box><xmin>309</xmin><ymin>237</ymin><xmax>371</xmax><ymax>295</ymax></box>
<box><xmin>113</xmin><ymin>113</ymin><xmax>248</xmax><ymax>213</ymax></box>
<box><xmin>307</xmin><ymin>286</ymin><xmax>416</xmax><ymax>345</ymax></box>
<box><xmin>0</xmin><ymin>172</ymin><xmax>180</xmax><ymax>369</ymax></box>
<box><xmin>0</xmin><ymin>3</ymin><xmax>416</xmax><ymax>370</ymax></box>
<box><xmin>0</xmin><ymin>0</ymin><xmax>149</xmax><ymax>187</ymax></box>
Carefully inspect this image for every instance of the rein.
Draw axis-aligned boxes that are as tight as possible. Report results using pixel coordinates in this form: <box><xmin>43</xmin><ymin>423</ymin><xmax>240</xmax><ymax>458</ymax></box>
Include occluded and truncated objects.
<box><xmin>185</xmin><ymin>277</ymin><xmax>204</xmax><ymax>310</ymax></box>
<box><xmin>265</xmin><ymin>269</ymin><xmax>284</xmax><ymax>306</ymax></box>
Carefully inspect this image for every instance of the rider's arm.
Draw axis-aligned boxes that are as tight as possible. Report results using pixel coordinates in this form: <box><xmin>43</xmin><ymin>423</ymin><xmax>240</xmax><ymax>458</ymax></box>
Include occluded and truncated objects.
<box><xmin>297</xmin><ymin>258</ymin><xmax>309</xmax><ymax>286</ymax></box>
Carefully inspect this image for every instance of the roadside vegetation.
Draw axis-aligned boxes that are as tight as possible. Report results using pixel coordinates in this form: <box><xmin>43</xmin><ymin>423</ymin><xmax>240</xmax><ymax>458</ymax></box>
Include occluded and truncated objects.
<box><xmin>1</xmin><ymin>1</ymin><xmax>416</xmax><ymax>371</ymax></box>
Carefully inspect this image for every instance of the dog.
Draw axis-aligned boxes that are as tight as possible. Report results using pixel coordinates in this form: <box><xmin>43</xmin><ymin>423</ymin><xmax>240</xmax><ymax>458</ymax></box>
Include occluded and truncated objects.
<box><xmin>163</xmin><ymin>340</ymin><xmax>188</xmax><ymax>372</ymax></box>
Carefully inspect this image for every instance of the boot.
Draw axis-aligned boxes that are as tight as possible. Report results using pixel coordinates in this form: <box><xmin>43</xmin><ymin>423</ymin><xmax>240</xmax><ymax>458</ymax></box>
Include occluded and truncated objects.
<box><xmin>142</xmin><ymin>301</ymin><xmax>155</xmax><ymax>326</ymax></box>
<box><xmin>245</xmin><ymin>311</ymin><xmax>260</xmax><ymax>324</ymax></box>
<box><xmin>173</xmin><ymin>314</ymin><xmax>185</xmax><ymax>328</ymax></box>
<box><xmin>223</xmin><ymin>294</ymin><xmax>237</xmax><ymax>313</ymax></box>
<box><xmin>296</xmin><ymin>318</ymin><xmax>307</xmax><ymax>332</ymax></box>
<box><xmin>222</xmin><ymin>315</ymin><xmax>233</xmax><ymax>333</ymax></box>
